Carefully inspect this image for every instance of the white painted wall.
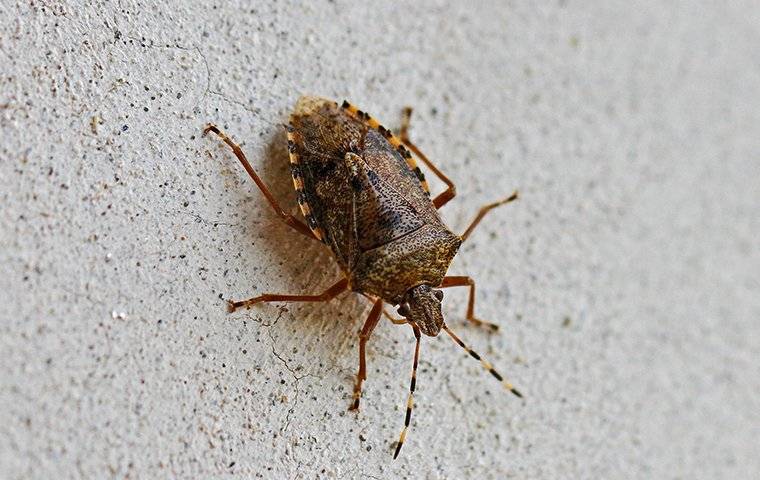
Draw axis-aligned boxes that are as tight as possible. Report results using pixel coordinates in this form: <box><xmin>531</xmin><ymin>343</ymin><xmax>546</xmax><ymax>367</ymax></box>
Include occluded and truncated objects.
<box><xmin>2</xmin><ymin>1</ymin><xmax>758</xmax><ymax>478</ymax></box>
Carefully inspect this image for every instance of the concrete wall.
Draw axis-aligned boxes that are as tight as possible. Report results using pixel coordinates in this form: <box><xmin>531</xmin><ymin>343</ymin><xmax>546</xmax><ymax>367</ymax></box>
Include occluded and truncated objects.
<box><xmin>2</xmin><ymin>1</ymin><xmax>758</xmax><ymax>478</ymax></box>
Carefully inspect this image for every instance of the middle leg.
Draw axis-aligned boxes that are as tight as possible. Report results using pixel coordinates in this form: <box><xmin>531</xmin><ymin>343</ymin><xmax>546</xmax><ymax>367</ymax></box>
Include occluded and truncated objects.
<box><xmin>440</xmin><ymin>275</ymin><xmax>499</xmax><ymax>331</ymax></box>
<box><xmin>459</xmin><ymin>191</ymin><xmax>519</xmax><ymax>242</ymax></box>
<box><xmin>227</xmin><ymin>278</ymin><xmax>348</xmax><ymax>313</ymax></box>
<box><xmin>399</xmin><ymin>108</ymin><xmax>519</xmax><ymax>228</ymax></box>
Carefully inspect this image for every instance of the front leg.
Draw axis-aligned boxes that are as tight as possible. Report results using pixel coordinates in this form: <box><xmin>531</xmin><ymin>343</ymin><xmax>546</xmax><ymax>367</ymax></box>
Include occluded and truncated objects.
<box><xmin>439</xmin><ymin>276</ymin><xmax>499</xmax><ymax>331</ymax></box>
<box><xmin>349</xmin><ymin>298</ymin><xmax>384</xmax><ymax>411</ymax></box>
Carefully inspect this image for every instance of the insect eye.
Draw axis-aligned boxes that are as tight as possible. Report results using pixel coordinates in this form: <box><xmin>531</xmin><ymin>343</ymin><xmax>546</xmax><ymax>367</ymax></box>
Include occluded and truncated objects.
<box><xmin>397</xmin><ymin>303</ymin><xmax>411</xmax><ymax>317</ymax></box>
<box><xmin>434</xmin><ymin>290</ymin><xmax>444</xmax><ymax>301</ymax></box>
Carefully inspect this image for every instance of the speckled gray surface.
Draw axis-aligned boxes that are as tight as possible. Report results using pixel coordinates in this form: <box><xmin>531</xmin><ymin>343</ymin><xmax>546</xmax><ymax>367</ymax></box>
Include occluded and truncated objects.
<box><xmin>1</xmin><ymin>1</ymin><xmax>759</xmax><ymax>479</ymax></box>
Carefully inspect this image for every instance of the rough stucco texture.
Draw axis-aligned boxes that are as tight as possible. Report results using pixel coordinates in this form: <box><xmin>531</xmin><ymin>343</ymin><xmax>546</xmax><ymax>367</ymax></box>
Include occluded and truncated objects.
<box><xmin>1</xmin><ymin>1</ymin><xmax>759</xmax><ymax>479</ymax></box>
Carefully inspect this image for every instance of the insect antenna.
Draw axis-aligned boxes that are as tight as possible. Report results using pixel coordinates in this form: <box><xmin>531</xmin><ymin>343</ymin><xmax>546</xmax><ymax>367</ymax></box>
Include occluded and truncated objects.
<box><xmin>393</xmin><ymin>324</ymin><xmax>422</xmax><ymax>459</ymax></box>
<box><xmin>442</xmin><ymin>325</ymin><xmax>523</xmax><ymax>398</ymax></box>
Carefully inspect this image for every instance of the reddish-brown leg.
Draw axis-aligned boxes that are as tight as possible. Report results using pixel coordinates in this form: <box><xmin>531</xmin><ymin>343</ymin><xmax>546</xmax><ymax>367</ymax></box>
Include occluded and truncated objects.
<box><xmin>440</xmin><ymin>276</ymin><xmax>499</xmax><ymax>331</ymax></box>
<box><xmin>399</xmin><ymin>107</ymin><xmax>457</xmax><ymax>209</ymax></box>
<box><xmin>399</xmin><ymin>109</ymin><xmax>519</xmax><ymax>227</ymax></box>
<box><xmin>227</xmin><ymin>278</ymin><xmax>348</xmax><ymax>313</ymax></box>
<box><xmin>383</xmin><ymin>308</ymin><xmax>409</xmax><ymax>325</ymax></box>
<box><xmin>349</xmin><ymin>298</ymin><xmax>384</xmax><ymax>411</ymax></box>
<box><xmin>460</xmin><ymin>191</ymin><xmax>519</xmax><ymax>242</ymax></box>
<box><xmin>203</xmin><ymin>124</ymin><xmax>318</xmax><ymax>241</ymax></box>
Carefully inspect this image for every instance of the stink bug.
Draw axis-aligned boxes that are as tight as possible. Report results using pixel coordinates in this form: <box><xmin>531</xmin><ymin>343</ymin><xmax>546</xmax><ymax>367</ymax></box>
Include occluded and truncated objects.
<box><xmin>204</xmin><ymin>96</ymin><xmax>522</xmax><ymax>458</ymax></box>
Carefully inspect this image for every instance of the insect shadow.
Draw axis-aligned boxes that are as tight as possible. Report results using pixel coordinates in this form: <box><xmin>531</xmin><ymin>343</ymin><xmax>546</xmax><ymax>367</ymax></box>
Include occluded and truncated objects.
<box><xmin>226</xmin><ymin>127</ymin><xmax>376</xmax><ymax>365</ymax></box>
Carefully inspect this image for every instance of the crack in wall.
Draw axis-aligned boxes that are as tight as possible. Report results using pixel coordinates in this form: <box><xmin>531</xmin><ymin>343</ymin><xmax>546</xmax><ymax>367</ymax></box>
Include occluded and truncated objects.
<box><xmin>246</xmin><ymin>307</ymin><xmax>326</xmax><ymax>432</ymax></box>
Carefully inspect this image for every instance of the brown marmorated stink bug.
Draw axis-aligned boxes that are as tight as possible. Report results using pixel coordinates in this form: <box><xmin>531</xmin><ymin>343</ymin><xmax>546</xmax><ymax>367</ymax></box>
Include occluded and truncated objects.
<box><xmin>204</xmin><ymin>96</ymin><xmax>522</xmax><ymax>458</ymax></box>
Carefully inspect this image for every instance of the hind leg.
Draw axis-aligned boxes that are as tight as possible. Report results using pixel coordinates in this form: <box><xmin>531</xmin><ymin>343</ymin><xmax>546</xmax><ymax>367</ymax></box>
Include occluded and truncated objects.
<box><xmin>203</xmin><ymin>124</ymin><xmax>318</xmax><ymax>240</ymax></box>
<box><xmin>398</xmin><ymin>107</ymin><xmax>457</xmax><ymax>209</ymax></box>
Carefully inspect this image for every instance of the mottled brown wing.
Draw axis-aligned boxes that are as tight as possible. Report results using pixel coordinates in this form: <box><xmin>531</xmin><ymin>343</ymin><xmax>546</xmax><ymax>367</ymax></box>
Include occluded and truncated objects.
<box><xmin>288</xmin><ymin>97</ymin><xmax>440</xmax><ymax>272</ymax></box>
<box><xmin>345</xmin><ymin>151</ymin><xmax>424</xmax><ymax>251</ymax></box>
<box><xmin>357</xmin><ymin>128</ymin><xmax>435</xmax><ymax>221</ymax></box>
<box><xmin>288</xmin><ymin>103</ymin><xmax>357</xmax><ymax>270</ymax></box>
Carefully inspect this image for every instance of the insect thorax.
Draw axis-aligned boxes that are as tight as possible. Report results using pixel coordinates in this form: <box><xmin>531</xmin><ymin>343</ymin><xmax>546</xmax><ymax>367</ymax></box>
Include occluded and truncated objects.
<box><xmin>349</xmin><ymin>224</ymin><xmax>461</xmax><ymax>303</ymax></box>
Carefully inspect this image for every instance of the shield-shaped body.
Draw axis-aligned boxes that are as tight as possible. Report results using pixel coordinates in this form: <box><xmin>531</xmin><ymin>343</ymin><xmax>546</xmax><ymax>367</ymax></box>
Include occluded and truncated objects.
<box><xmin>286</xmin><ymin>96</ymin><xmax>461</xmax><ymax>303</ymax></box>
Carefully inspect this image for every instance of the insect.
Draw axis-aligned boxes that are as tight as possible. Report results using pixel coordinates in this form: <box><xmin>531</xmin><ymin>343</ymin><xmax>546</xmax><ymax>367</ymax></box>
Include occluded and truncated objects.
<box><xmin>203</xmin><ymin>96</ymin><xmax>522</xmax><ymax>458</ymax></box>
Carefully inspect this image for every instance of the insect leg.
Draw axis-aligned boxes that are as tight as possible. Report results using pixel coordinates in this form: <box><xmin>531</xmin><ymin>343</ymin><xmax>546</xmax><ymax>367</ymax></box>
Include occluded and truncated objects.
<box><xmin>349</xmin><ymin>298</ymin><xmax>384</xmax><ymax>411</ymax></box>
<box><xmin>382</xmin><ymin>308</ymin><xmax>409</xmax><ymax>325</ymax></box>
<box><xmin>459</xmin><ymin>190</ymin><xmax>519</xmax><ymax>242</ymax></box>
<box><xmin>203</xmin><ymin>124</ymin><xmax>318</xmax><ymax>241</ymax></box>
<box><xmin>227</xmin><ymin>278</ymin><xmax>348</xmax><ymax>313</ymax></box>
<box><xmin>393</xmin><ymin>324</ymin><xmax>422</xmax><ymax>459</ymax></box>
<box><xmin>442</xmin><ymin>324</ymin><xmax>522</xmax><ymax>399</ymax></box>
<box><xmin>399</xmin><ymin>107</ymin><xmax>457</xmax><ymax>209</ymax></box>
<box><xmin>440</xmin><ymin>276</ymin><xmax>499</xmax><ymax>331</ymax></box>
<box><xmin>360</xmin><ymin>293</ymin><xmax>408</xmax><ymax>325</ymax></box>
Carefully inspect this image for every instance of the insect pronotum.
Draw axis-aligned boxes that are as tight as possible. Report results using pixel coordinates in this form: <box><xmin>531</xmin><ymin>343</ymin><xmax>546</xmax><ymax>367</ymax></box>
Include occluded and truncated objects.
<box><xmin>204</xmin><ymin>96</ymin><xmax>522</xmax><ymax>458</ymax></box>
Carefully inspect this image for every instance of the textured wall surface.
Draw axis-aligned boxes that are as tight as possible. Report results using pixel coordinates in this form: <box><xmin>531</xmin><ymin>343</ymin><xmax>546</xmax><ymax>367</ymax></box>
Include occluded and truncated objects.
<box><xmin>2</xmin><ymin>1</ymin><xmax>758</xmax><ymax>478</ymax></box>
